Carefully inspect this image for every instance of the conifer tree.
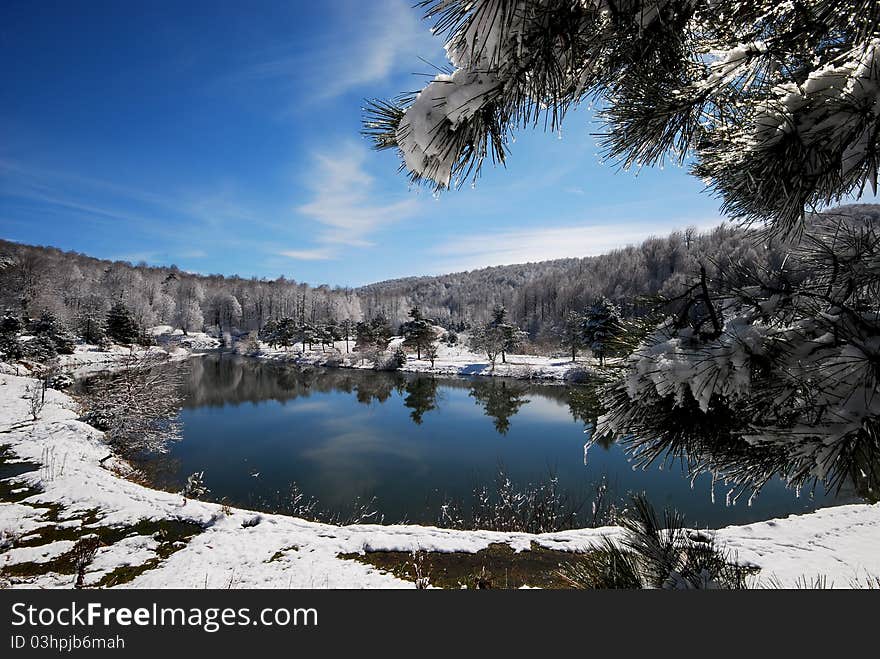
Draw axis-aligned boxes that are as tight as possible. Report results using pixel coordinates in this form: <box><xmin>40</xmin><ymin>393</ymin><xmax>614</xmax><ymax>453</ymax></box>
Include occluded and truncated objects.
<box><xmin>369</xmin><ymin>314</ymin><xmax>393</xmax><ymax>352</ymax></box>
<box><xmin>489</xmin><ymin>305</ymin><xmax>525</xmax><ymax>363</ymax></box>
<box><xmin>260</xmin><ymin>318</ymin><xmax>280</xmax><ymax>348</ymax></box>
<box><xmin>76</xmin><ymin>294</ymin><xmax>107</xmax><ymax>345</ymax></box>
<box><xmin>401</xmin><ymin>306</ymin><xmax>436</xmax><ymax>359</ymax></box>
<box><xmin>583</xmin><ymin>299</ymin><xmax>621</xmax><ymax>366</ymax></box>
<box><xmin>105</xmin><ymin>302</ymin><xmax>139</xmax><ymax>345</ymax></box>
<box><xmin>0</xmin><ymin>311</ymin><xmax>22</xmax><ymax>361</ymax></box>
<box><xmin>560</xmin><ymin>310</ymin><xmax>586</xmax><ymax>363</ymax></box>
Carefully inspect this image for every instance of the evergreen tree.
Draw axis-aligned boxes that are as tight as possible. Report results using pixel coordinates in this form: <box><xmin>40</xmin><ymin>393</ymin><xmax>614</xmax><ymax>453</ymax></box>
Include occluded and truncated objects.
<box><xmin>76</xmin><ymin>294</ymin><xmax>106</xmax><ymax>345</ymax></box>
<box><xmin>560</xmin><ymin>310</ymin><xmax>586</xmax><ymax>363</ymax></box>
<box><xmin>0</xmin><ymin>311</ymin><xmax>22</xmax><ymax>360</ymax></box>
<box><xmin>29</xmin><ymin>311</ymin><xmax>76</xmax><ymax>355</ymax></box>
<box><xmin>354</xmin><ymin>319</ymin><xmax>375</xmax><ymax>354</ymax></box>
<box><xmin>259</xmin><ymin>318</ymin><xmax>280</xmax><ymax>348</ymax></box>
<box><xmin>489</xmin><ymin>305</ymin><xmax>525</xmax><ymax>363</ymax></box>
<box><xmin>21</xmin><ymin>334</ymin><xmax>58</xmax><ymax>363</ymax></box>
<box><xmin>369</xmin><ymin>314</ymin><xmax>393</xmax><ymax>352</ymax></box>
<box><xmin>597</xmin><ymin>218</ymin><xmax>880</xmax><ymax>497</ymax></box>
<box><xmin>324</xmin><ymin>321</ymin><xmax>343</xmax><ymax>350</ymax></box>
<box><xmin>275</xmin><ymin>317</ymin><xmax>298</xmax><ymax>349</ymax></box>
<box><xmin>361</xmin><ymin>3</ymin><xmax>880</xmax><ymax>496</ymax></box>
<box><xmin>401</xmin><ymin>306</ymin><xmax>436</xmax><ymax>359</ymax></box>
<box><xmin>299</xmin><ymin>322</ymin><xmax>318</xmax><ymax>352</ymax></box>
<box><xmin>583</xmin><ymin>299</ymin><xmax>621</xmax><ymax>366</ymax></box>
<box><xmin>106</xmin><ymin>302</ymin><xmax>139</xmax><ymax>345</ymax></box>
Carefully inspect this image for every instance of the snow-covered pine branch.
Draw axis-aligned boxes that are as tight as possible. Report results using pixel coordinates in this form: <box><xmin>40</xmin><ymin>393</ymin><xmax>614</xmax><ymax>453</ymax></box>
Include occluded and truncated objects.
<box><xmin>365</xmin><ymin>0</ymin><xmax>880</xmax><ymax>234</ymax></box>
<box><xmin>595</xmin><ymin>215</ymin><xmax>880</xmax><ymax>499</ymax></box>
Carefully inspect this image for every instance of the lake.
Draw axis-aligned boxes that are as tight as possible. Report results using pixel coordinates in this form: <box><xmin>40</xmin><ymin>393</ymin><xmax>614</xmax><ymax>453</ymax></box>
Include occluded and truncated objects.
<box><xmin>137</xmin><ymin>354</ymin><xmax>853</xmax><ymax>528</ymax></box>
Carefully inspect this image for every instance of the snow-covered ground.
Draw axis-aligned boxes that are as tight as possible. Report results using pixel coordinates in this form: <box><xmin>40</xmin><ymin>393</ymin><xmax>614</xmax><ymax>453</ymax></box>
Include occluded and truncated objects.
<box><xmin>148</xmin><ymin>326</ymin><xmax>222</xmax><ymax>353</ymax></box>
<box><xmin>254</xmin><ymin>334</ymin><xmax>598</xmax><ymax>382</ymax></box>
<box><xmin>0</xmin><ymin>332</ymin><xmax>220</xmax><ymax>380</ymax></box>
<box><xmin>1</xmin><ymin>350</ymin><xmax>879</xmax><ymax>588</ymax></box>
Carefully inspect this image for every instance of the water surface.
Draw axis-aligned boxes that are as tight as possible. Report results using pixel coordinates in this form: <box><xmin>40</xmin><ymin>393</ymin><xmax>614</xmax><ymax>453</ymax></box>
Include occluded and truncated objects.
<box><xmin>142</xmin><ymin>354</ymin><xmax>852</xmax><ymax>528</ymax></box>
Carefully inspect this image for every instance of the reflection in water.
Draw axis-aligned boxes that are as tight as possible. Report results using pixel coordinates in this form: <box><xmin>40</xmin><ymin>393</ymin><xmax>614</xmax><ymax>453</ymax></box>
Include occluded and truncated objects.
<box><xmin>183</xmin><ymin>356</ymin><xmax>407</xmax><ymax>409</ymax></box>
<box><xmin>567</xmin><ymin>385</ymin><xmax>615</xmax><ymax>450</ymax></box>
<box><xmin>468</xmin><ymin>380</ymin><xmax>530</xmax><ymax>435</ymax></box>
<box><xmin>404</xmin><ymin>377</ymin><xmax>440</xmax><ymax>424</ymax></box>
<box><xmin>180</xmin><ymin>355</ymin><xmax>593</xmax><ymax>434</ymax></box>
<box><xmin>126</xmin><ymin>354</ymin><xmax>857</xmax><ymax>527</ymax></box>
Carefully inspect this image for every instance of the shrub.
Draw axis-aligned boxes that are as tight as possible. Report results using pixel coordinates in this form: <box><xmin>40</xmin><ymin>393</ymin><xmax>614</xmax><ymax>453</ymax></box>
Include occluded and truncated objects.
<box><xmin>376</xmin><ymin>346</ymin><xmax>407</xmax><ymax>371</ymax></box>
<box><xmin>436</xmin><ymin>467</ymin><xmax>611</xmax><ymax>534</ymax></box>
<box><xmin>238</xmin><ymin>331</ymin><xmax>261</xmax><ymax>356</ymax></box>
<box><xmin>557</xmin><ymin>494</ymin><xmax>754</xmax><ymax>589</ymax></box>
<box><xmin>76</xmin><ymin>351</ymin><xmax>183</xmax><ymax>456</ymax></box>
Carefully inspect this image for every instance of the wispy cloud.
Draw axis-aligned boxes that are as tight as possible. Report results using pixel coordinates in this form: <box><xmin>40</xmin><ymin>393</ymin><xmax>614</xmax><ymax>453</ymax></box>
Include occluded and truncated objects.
<box><xmin>279</xmin><ymin>247</ymin><xmax>337</xmax><ymax>261</ymax></box>
<box><xmin>178</xmin><ymin>249</ymin><xmax>208</xmax><ymax>259</ymax></box>
<box><xmin>232</xmin><ymin>0</ymin><xmax>439</xmax><ymax>103</ymax></box>
<box><xmin>430</xmin><ymin>218</ymin><xmax>724</xmax><ymax>273</ymax></box>
<box><xmin>281</xmin><ymin>142</ymin><xmax>418</xmax><ymax>260</ymax></box>
<box><xmin>112</xmin><ymin>251</ymin><xmax>163</xmax><ymax>264</ymax></box>
<box><xmin>0</xmin><ymin>158</ymin><xmax>283</xmax><ymax>260</ymax></box>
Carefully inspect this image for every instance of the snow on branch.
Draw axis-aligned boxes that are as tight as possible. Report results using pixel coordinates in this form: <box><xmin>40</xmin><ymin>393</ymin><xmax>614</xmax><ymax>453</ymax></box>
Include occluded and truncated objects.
<box><xmin>595</xmin><ymin>214</ymin><xmax>880</xmax><ymax>498</ymax></box>
<box><xmin>365</xmin><ymin>0</ymin><xmax>880</xmax><ymax>233</ymax></box>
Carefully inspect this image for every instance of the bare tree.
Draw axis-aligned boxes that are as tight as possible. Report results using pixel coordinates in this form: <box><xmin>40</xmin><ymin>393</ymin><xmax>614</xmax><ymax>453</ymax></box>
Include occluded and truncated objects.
<box><xmin>25</xmin><ymin>382</ymin><xmax>45</xmax><ymax>421</ymax></box>
<box><xmin>79</xmin><ymin>350</ymin><xmax>184</xmax><ymax>457</ymax></box>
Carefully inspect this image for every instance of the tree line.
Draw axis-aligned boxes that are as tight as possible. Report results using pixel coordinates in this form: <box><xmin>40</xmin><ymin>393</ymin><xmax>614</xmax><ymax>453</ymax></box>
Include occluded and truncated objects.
<box><xmin>1</xmin><ymin>213</ymin><xmax>827</xmax><ymax>355</ymax></box>
<box><xmin>0</xmin><ymin>238</ymin><xmax>362</xmax><ymax>354</ymax></box>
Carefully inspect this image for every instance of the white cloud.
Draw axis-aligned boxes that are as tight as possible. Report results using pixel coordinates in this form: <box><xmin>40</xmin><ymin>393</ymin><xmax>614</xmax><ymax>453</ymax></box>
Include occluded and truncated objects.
<box><xmin>279</xmin><ymin>247</ymin><xmax>337</xmax><ymax>261</ymax></box>
<box><xmin>235</xmin><ymin>0</ymin><xmax>440</xmax><ymax>102</ymax></box>
<box><xmin>316</xmin><ymin>0</ymin><xmax>435</xmax><ymax>99</ymax></box>
<box><xmin>430</xmin><ymin>218</ymin><xmax>724</xmax><ymax>273</ymax></box>
<box><xmin>281</xmin><ymin>142</ymin><xmax>418</xmax><ymax>260</ymax></box>
<box><xmin>177</xmin><ymin>249</ymin><xmax>208</xmax><ymax>259</ymax></box>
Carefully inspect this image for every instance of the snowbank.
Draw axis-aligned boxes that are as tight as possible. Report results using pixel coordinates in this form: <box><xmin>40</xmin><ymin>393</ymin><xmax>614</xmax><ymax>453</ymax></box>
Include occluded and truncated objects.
<box><xmin>1</xmin><ymin>358</ymin><xmax>879</xmax><ymax>588</ymax></box>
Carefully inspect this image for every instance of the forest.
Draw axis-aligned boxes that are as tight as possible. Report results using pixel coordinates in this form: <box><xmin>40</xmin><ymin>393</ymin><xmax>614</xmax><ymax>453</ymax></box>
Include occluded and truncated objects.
<box><xmin>5</xmin><ymin>204</ymin><xmax>877</xmax><ymax>351</ymax></box>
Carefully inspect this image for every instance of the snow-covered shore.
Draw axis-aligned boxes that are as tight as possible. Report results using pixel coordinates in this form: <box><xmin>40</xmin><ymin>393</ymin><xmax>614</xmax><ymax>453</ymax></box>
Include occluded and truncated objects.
<box><xmin>0</xmin><ymin>334</ymin><xmax>219</xmax><ymax>380</ymax></box>
<box><xmin>253</xmin><ymin>335</ymin><xmax>598</xmax><ymax>382</ymax></box>
<box><xmin>1</xmin><ymin>348</ymin><xmax>879</xmax><ymax>588</ymax></box>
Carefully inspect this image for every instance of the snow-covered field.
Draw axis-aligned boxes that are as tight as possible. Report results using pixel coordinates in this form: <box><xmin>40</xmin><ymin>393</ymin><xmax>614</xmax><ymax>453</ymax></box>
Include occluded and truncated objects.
<box><xmin>1</xmin><ymin>348</ymin><xmax>879</xmax><ymax>588</ymax></box>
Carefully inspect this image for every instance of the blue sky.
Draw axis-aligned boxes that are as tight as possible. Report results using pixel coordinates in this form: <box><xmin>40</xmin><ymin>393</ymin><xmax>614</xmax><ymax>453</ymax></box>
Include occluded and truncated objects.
<box><xmin>2</xmin><ymin>0</ymin><xmax>735</xmax><ymax>287</ymax></box>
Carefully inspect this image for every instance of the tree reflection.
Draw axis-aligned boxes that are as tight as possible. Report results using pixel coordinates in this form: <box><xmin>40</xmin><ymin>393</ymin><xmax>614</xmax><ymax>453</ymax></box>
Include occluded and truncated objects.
<box><xmin>568</xmin><ymin>385</ymin><xmax>614</xmax><ymax>449</ymax></box>
<box><xmin>170</xmin><ymin>356</ymin><xmax>612</xmax><ymax>447</ymax></box>
<box><xmin>354</xmin><ymin>373</ymin><xmax>403</xmax><ymax>404</ymax></box>
<box><xmin>403</xmin><ymin>376</ymin><xmax>439</xmax><ymax>424</ymax></box>
<box><xmin>469</xmin><ymin>379</ymin><xmax>529</xmax><ymax>435</ymax></box>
